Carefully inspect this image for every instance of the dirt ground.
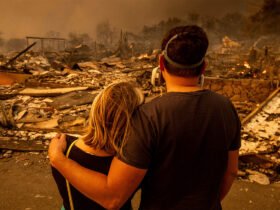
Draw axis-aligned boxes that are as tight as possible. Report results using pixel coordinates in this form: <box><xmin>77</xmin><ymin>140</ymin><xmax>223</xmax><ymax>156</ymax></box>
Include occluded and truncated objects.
<box><xmin>0</xmin><ymin>152</ymin><xmax>280</xmax><ymax>210</ymax></box>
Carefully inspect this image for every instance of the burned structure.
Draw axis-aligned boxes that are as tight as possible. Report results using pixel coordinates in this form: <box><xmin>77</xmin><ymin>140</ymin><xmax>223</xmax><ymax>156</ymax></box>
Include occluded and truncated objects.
<box><xmin>26</xmin><ymin>37</ymin><xmax>66</xmax><ymax>53</ymax></box>
<box><xmin>0</xmin><ymin>1</ymin><xmax>280</xmax><ymax>185</ymax></box>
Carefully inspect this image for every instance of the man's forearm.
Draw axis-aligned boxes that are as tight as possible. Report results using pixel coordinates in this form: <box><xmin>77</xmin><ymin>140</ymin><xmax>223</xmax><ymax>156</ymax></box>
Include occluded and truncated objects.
<box><xmin>50</xmin><ymin>153</ymin><xmax>146</xmax><ymax>209</ymax></box>
<box><xmin>219</xmin><ymin>171</ymin><xmax>237</xmax><ymax>201</ymax></box>
<box><xmin>51</xmin><ymin>153</ymin><xmax>119</xmax><ymax>209</ymax></box>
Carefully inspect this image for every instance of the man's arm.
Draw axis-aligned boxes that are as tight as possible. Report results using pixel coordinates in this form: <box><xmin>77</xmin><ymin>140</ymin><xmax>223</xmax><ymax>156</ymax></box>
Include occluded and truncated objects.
<box><xmin>219</xmin><ymin>150</ymin><xmax>239</xmax><ymax>201</ymax></box>
<box><xmin>49</xmin><ymin>134</ymin><xmax>147</xmax><ymax>210</ymax></box>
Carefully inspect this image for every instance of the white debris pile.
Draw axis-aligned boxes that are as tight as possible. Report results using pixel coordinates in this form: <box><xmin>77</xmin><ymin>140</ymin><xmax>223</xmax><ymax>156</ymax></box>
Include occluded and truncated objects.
<box><xmin>239</xmin><ymin>91</ymin><xmax>280</xmax><ymax>183</ymax></box>
<box><xmin>240</xmin><ymin>92</ymin><xmax>280</xmax><ymax>156</ymax></box>
<box><xmin>0</xmin><ymin>55</ymin><xmax>160</xmax><ymax>154</ymax></box>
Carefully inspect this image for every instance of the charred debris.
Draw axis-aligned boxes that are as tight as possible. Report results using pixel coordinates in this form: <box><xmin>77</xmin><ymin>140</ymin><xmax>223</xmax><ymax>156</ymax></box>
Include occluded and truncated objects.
<box><xmin>0</xmin><ymin>20</ymin><xmax>280</xmax><ymax>184</ymax></box>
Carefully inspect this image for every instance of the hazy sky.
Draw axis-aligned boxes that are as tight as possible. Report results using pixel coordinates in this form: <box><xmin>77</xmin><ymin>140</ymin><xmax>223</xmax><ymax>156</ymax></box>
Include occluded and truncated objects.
<box><xmin>0</xmin><ymin>0</ymin><xmax>260</xmax><ymax>39</ymax></box>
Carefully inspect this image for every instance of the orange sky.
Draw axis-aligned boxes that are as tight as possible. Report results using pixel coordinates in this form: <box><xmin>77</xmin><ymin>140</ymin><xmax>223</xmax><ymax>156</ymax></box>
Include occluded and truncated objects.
<box><xmin>0</xmin><ymin>0</ymin><xmax>259</xmax><ymax>39</ymax></box>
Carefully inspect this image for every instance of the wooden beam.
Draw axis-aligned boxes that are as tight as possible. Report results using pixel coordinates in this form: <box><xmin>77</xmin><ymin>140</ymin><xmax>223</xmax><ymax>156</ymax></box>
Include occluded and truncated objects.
<box><xmin>242</xmin><ymin>88</ymin><xmax>280</xmax><ymax>125</ymax></box>
<box><xmin>18</xmin><ymin>87</ymin><xmax>89</xmax><ymax>97</ymax></box>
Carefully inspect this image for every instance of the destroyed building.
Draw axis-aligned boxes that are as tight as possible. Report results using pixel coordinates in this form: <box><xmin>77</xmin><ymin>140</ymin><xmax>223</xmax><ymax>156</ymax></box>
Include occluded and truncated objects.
<box><xmin>0</xmin><ymin>10</ymin><xmax>280</xmax><ymax>187</ymax></box>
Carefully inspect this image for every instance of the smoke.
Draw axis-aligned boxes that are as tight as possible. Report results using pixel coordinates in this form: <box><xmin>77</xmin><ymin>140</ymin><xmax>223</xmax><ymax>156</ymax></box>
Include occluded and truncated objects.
<box><xmin>0</xmin><ymin>0</ymin><xmax>252</xmax><ymax>39</ymax></box>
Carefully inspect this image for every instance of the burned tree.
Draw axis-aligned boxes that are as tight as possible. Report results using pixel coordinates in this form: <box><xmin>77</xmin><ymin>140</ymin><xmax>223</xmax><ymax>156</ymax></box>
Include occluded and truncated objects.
<box><xmin>250</xmin><ymin>0</ymin><xmax>280</xmax><ymax>35</ymax></box>
<box><xmin>96</xmin><ymin>21</ymin><xmax>113</xmax><ymax>47</ymax></box>
<box><xmin>114</xmin><ymin>30</ymin><xmax>131</xmax><ymax>58</ymax></box>
<box><xmin>218</xmin><ymin>12</ymin><xmax>247</xmax><ymax>38</ymax></box>
<box><xmin>68</xmin><ymin>33</ymin><xmax>92</xmax><ymax>48</ymax></box>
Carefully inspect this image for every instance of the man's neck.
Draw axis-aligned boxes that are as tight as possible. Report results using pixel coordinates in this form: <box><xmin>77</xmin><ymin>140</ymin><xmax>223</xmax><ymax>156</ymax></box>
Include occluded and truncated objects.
<box><xmin>167</xmin><ymin>85</ymin><xmax>202</xmax><ymax>93</ymax></box>
<box><xmin>164</xmin><ymin>74</ymin><xmax>202</xmax><ymax>93</ymax></box>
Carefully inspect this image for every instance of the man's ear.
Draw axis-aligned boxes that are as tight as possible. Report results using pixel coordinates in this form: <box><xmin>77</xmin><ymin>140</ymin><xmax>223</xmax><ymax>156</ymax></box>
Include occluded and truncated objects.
<box><xmin>159</xmin><ymin>55</ymin><xmax>165</xmax><ymax>71</ymax></box>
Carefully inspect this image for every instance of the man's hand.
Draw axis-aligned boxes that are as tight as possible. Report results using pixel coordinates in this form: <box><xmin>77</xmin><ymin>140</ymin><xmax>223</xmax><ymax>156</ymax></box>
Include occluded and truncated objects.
<box><xmin>48</xmin><ymin>133</ymin><xmax>67</xmax><ymax>166</ymax></box>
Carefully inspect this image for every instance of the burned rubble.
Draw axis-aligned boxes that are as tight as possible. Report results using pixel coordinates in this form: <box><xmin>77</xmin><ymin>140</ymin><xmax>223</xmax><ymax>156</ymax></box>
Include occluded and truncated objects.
<box><xmin>207</xmin><ymin>36</ymin><xmax>280</xmax><ymax>82</ymax></box>
<box><xmin>0</xmin><ymin>34</ymin><xmax>279</xmax><ymax>185</ymax></box>
<box><xmin>239</xmin><ymin>89</ymin><xmax>280</xmax><ymax>185</ymax></box>
<box><xmin>0</xmin><ymin>46</ymin><xmax>159</xmax><ymax>151</ymax></box>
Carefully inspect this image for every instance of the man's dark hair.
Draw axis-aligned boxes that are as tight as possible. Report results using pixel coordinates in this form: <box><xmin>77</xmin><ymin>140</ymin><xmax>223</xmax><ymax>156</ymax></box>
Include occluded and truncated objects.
<box><xmin>161</xmin><ymin>25</ymin><xmax>209</xmax><ymax>77</ymax></box>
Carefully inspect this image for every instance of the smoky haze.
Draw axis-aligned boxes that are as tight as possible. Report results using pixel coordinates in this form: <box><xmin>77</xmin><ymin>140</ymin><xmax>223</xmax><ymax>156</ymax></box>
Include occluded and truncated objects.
<box><xmin>0</xmin><ymin>0</ymin><xmax>252</xmax><ymax>39</ymax></box>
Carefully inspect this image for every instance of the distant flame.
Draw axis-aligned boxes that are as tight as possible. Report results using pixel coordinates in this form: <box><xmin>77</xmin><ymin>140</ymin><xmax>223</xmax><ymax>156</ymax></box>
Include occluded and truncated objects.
<box><xmin>244</xmin><ymin>61</ymin><xmax>250</xmax><ymax>69</ymax></box>
<box><xmin>262</xmin><ymin>70</ymin><xmax>267</xmax><ymax>74</ymax></box>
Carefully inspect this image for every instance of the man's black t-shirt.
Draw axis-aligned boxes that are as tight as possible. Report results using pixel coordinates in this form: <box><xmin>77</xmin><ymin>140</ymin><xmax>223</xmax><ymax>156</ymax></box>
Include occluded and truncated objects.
<box><xmin>52</xmin><ymin>136</ymin><xmax>132</xmax><ymax>210</ymax></box>
<box><xmin>119</xmin><ymin>90</ymin><xmax>241</xmax><ymax>210</ymax></box>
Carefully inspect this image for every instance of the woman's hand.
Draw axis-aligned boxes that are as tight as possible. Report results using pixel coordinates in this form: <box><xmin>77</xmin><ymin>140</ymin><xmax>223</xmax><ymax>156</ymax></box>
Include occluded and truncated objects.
<box><xmin>48</xmin><ymin>133</ymin><xmax>67</xmax><ymax>167</ymax></box>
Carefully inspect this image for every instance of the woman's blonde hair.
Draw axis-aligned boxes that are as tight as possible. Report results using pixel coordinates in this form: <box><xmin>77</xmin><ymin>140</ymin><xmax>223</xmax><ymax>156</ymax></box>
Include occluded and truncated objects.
<box><xmin>81</xmin><ymin>81</ymin><xmax>144</xmax><ymax>157</ymax></box>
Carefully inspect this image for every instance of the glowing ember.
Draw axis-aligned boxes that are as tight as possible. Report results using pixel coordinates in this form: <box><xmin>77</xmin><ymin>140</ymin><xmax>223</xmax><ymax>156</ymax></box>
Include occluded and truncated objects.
<box><xmin>244</xmin><ymin>61</ymin><xmax>251</xmax><ymax>69</ymax></box>
<box><xmin>262</xmin><ymin>70</ymin><xmax>267</xmax><ymax>74</ymax></box>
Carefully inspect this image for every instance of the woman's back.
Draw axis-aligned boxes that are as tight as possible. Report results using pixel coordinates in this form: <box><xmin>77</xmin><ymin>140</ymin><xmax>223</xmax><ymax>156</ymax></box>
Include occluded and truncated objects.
<box><xmin>51</xmin><ymin>135</ymin><xmax>132</xmax><ymax>210</ymax></box>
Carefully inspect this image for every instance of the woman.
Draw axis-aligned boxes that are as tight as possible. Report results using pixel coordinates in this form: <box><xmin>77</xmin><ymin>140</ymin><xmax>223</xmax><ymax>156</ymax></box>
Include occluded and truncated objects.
<box><xmin>51</xmin><ymin>81</ymin><xmax>144</xmax><ymax>210</ymax></box>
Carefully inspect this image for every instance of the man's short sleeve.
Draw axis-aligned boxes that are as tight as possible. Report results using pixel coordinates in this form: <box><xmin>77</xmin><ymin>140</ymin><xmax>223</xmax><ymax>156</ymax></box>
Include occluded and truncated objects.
<box><xmin>228</xmin><ymin>102</ymin><xmax>241</xmax><ymax>151</ymax></box>
<box><xmin>118</xmin><ymin>108</ymin><xmax>155</xmax><ymax>169</ymax></box>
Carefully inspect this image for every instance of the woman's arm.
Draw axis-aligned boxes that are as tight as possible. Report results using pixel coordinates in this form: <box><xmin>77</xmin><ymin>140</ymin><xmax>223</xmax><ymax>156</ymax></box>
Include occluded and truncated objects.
<box><xmin>49</xmin><ymin>134</ymin><xmax>146</xmax><ymax>210</ymax></box>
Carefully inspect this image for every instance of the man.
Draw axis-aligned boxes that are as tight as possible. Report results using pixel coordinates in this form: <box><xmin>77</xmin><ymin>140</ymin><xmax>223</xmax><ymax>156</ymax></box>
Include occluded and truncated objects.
<box><xmin>49</xmin><ymin>25</ymin><xmax>241</xmax><ymax>210</ymax></box>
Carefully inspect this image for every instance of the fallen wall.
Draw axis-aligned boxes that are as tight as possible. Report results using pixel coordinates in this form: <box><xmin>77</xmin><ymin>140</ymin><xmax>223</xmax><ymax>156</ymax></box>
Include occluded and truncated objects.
<box><xmin>204</xmin><ymin>77</ymin><xmax>273</xmax><ymax>103</ymax></box>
